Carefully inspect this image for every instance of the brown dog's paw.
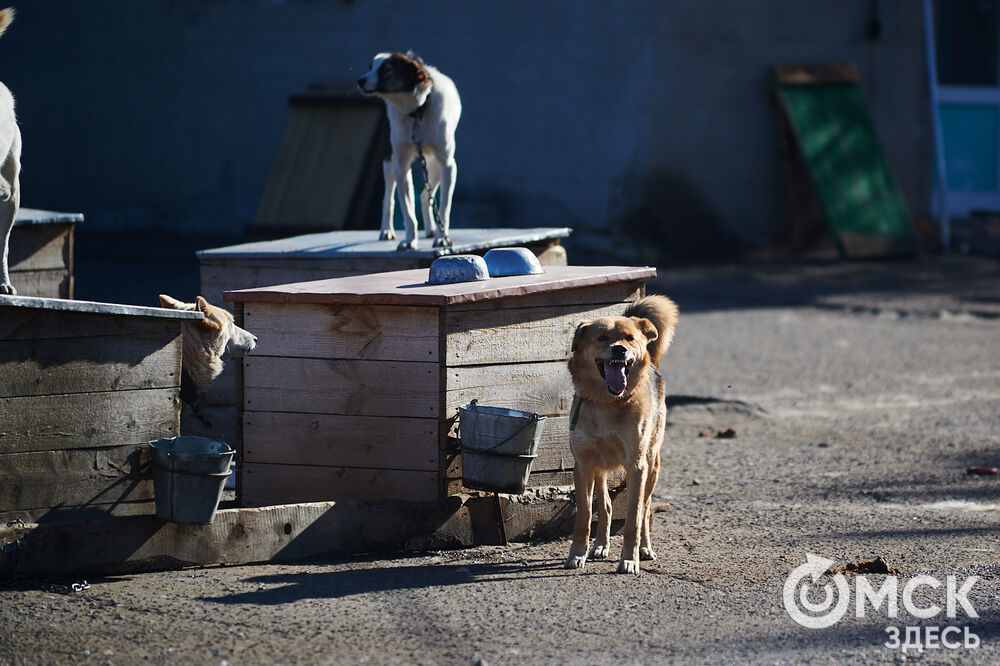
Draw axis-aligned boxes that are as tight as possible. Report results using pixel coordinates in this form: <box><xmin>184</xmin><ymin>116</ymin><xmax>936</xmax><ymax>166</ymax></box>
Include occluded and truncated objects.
<box><xmin>590</xmin><ymin>544</ymin><xmax>610</xmax><ymax>560</ymax></box>
<box><xmin>565</xmin><ymin>554</ymin><xmax>588</xmax><ymax>569</ymax></box>
<box><xmin>617</xmin><ymin>559</ymin><xmax>640</xmax><ymax>575</ymax></box>
<box><xmin>639</xmin><ymin>547</ymin><xmax>656</xmax><ymax>561</ymax></box>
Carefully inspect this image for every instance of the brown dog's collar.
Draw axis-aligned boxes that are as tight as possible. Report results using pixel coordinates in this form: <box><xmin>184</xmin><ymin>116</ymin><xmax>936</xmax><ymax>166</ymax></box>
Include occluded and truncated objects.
<box><xmin>569</xmin><ymin>394</ymin><xmax>585</xmax><ymax>431</ymax></box>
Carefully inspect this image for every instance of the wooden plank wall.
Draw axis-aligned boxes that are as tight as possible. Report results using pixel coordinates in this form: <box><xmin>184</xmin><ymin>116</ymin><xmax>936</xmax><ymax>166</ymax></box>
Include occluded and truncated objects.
<box><xmin>7</xmin><ymin>224</ymin><xmax>73</xmax><ymax>299</ymax></box>
<box><xmin>251</xmin><ymin>96</ymin><xmax>387</xmax><ymax>238</ymax></box>
<box><xmin>240</xmin><ymin>281</ymin><xmax>644</xmax><ymax>504</ymax></box>
<box><xmin>0</xmin><ymin>308</ymin><xmax>182</xmax><ymax>522</ymax></box>
<box><xmin>241</xmin><ymin>302</ymin><xmax>442</xmax><ymax>504</ymax></box>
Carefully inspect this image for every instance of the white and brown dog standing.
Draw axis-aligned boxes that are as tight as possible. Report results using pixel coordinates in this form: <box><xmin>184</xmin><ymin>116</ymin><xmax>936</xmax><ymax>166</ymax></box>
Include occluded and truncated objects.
<box><xmin>0</xmin><ymin>7</ymin><xmax>21</xmax><ymax>296</ymax></box>
<box><xmin>565</xmin><ymin>295</ymin><xmax>678</xmax><ymax>574</ymax></box>
<box><xmin>357</xmin><ymin>51</ymin><xmax>461</xmax><ymax>251</ymax></box>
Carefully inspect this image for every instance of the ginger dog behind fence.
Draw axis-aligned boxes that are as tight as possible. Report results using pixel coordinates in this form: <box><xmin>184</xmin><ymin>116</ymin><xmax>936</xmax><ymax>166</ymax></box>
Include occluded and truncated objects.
<box><xmin>565</xmin><ymin>294</ymin><xmax>678</xmax><ymax>574</ymax></box>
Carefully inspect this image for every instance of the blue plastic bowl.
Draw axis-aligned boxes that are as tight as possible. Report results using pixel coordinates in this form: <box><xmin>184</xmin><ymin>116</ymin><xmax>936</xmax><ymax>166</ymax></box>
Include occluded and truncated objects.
<box><xmin>426</xmin><ymin>254</ymin><xmax>491</xmax><ymax>285</ymax></box>
<box><xmin>484</xmin><ymin>247</ymin><xmax>544</xmax><ymax>277</ymax></box>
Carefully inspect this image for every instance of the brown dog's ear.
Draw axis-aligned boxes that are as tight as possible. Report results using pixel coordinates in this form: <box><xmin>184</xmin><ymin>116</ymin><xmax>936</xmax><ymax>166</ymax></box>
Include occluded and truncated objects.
<box><xmin>631</xmin><ymin>317</ymin><xmax>659</xmax><ymax>343</ymax></box>
<box><xmin>159</xmin><ymin>294</ymin><xmax>186</xmax><ymax>310</ymax></box>
<box><xmin>571</xmin><ymin>320</ymin><xmax>592</xmax><ymax>352</ymax></box>
<box><xmin>195</xmin><ymin>296</ymin><xmax>224</xmax><ymax>331</ymax></box>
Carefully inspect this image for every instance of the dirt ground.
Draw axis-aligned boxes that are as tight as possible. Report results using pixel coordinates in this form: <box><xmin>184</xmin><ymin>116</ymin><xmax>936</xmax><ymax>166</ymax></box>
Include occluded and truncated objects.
<box><xmin>2</xmin><ymin>256</ymin><xmax>1000</xmax><ymax>665</ymax></box>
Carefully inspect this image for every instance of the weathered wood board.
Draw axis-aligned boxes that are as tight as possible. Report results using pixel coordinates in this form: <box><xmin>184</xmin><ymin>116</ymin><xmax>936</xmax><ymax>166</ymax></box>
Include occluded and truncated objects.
<box><xmin>0</xmin><ymin>334</ymin><xmax>181</xmax><ymax>398</ymax></box>
<box><xmin>243</xmin><ymin>412</ymin><xmax>439</xmax><ymax>471</ymax></box>
<box><xmin>0</xmin><ymin>445</ymin><xmax>153</xmax><ymax>518</ymax></box>
<box><xmin>244</xmin><ymin>303</ymin><xmax>440</xmax><ymax>362</ymax></box>
<box><xmin>0</xmin><ymin>389</ymin><xmax>180</xmax><ymax>455</ymax></box>
<box><xmin>443</xmin><ymin>362</ymin><xmax>574</xmax><ymax>430</ymax></box>
<box><xmin>251</xmin><ymin>85</ymin><xmax>388</xmax><ymax>238</ymax></box>
<box><xmin>242</xmin><ymin>464</ymin><xmax>438</xmax><ymax>504</ymax></box>
<box><xmin>0</xmin><ymin>493</ymin><xmax>615</xmax><ymax>577</ymax></box>
<box><xmin>243</xmin><ymin>356</ymin><xmax>440</xmax><ymax>417</ymax></box>
<box><xmin>228</xmin><ymin>265</ymin><xmax>653</xmax><ymax>505</ymax></box>
<box><xmin>444</xmin><ymin>302</ymin><xmax>626</xmax><ymax>365</ymax></box>
<box><xmin>226</xmin><ymin>265</ymin><xmax>650</xmax><ymax>308</ymax></box>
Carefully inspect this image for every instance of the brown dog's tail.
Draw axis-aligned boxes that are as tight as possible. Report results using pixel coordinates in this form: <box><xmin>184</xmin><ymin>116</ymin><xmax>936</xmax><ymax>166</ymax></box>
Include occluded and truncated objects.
<box><xmin>624</xmin><ymin>294</ymin><xmax>678</xmax><ymax>366</ymax></box>
<box><xmin>0</xmin><ymin>8</ymin><xmax>15</xmax><ymax>38</ymax></box>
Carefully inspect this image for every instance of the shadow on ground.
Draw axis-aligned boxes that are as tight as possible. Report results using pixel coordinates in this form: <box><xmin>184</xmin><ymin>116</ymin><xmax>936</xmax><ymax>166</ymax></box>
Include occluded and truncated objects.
<box><xmin>196</xmin><ymin>558</ymin><xmax>566</xmax><ymax>605</ymax></box>
<box><xmin>651</xmin><ymin>256</ymin><xmax>1000</xmax><ymax>316</ymax></box>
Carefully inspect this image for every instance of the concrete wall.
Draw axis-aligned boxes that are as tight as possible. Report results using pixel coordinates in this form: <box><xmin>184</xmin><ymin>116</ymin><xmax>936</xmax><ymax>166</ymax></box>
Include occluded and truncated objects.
<box><xmin>0</xmin><ymin>1</ymin><xmax>931</xmax><ymax>248</ymax></box>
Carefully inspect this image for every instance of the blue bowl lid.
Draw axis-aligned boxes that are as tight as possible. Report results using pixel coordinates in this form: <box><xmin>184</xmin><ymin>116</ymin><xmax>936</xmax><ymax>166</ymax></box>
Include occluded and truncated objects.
<box><xmin>426</xmin><ymin>254</ymin><xmax>491</xmax><ymax>285</ymax></box>
<box><xmin>483</xmin><ymin>247</ymin><xmax>544</xmax><ymax>277</ymax></box>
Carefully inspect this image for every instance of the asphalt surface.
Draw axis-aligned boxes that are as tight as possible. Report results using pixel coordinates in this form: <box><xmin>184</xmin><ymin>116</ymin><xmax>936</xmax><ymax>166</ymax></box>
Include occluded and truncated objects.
<box><xmin>2</xmin><ymin>255</ymin><xmax>1000</xmax><ymax>665</ymax></box>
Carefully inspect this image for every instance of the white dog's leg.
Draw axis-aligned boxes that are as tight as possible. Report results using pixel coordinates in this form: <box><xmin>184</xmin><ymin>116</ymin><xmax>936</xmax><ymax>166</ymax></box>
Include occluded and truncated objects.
<box><xmin>379</xmin><ymin>158</ymin><xmax>396</xmax><ymax>241</ymax></box>
<box><xmin>393</xmin><ymin>148</ymin><xmax>419</xmax><ymax>251</ymax></box>
<box><xmin>432</xmin><ymin>157</ymin><xmax>457</xmax><ymax>248</ymax></box>
<box><xmin>0</xmin><ymin>124</ymin><xmax>20</xmax><ymax>296</ymax></box>
<box><xmin>0</xmin><ymin>198</ymin><xmax>14</xmax><ymax>295</ymax></box>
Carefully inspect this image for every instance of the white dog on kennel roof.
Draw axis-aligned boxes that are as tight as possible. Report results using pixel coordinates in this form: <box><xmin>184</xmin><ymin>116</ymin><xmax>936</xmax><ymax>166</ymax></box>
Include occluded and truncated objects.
<box><xmin>357</xmin><ymin>51</ymin><xmax>461</xmax><ymax>251</ymax></box>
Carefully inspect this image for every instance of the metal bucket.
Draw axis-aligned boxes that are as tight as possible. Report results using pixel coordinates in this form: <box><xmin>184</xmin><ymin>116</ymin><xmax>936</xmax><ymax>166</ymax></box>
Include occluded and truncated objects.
<box><xmin>149</xmin><ymin>436</ymin><xmax>234</xmax><ymax>524</ymax></box>
<box><xmin>458</xmin><ymin>400</ymin><xmax>546</xmax><ymax>494</ymax></box>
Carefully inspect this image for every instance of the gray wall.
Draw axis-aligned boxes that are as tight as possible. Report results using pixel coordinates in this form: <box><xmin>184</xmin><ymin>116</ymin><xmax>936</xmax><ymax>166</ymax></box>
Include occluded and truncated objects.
<box><xmin>0</xmin><ymin>0</ymin><xmax>931</xmax><ymax>248</ymax></box>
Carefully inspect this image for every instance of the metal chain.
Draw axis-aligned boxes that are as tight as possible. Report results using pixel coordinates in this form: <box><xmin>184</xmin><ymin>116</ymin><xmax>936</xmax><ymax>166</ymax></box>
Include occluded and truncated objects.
<box><xmin>410</xmin><ymin>112</ymin><xmax>451</xmax><ymax>248</ymax></box>
<box><xmin>1</xmin><ymin>519</ymin><xmax>90</xmax><ymax>594</ymax></box>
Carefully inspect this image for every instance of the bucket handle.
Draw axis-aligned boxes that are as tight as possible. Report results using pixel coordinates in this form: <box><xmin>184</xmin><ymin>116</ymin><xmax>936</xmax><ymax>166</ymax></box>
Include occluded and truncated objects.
<box><xmin>458</xmin><ymin>399</ymin><xmax>540</xmax><ymax>456</ymax></box>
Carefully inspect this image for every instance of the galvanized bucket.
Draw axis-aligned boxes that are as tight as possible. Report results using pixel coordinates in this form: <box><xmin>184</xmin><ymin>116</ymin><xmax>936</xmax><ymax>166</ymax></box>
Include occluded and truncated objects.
<box><xmin>149</xmin><ymin>436</ymin><xmax>234</xmax><ymax>524</ymax></box>
<box><xmin>458</xmin><ymin>400</ymin><xmax>546</xmax><ymax>494</ymax></box>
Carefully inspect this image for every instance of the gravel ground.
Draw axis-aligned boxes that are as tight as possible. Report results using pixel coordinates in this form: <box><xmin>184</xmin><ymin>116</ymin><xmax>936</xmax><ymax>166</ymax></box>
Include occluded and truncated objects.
<box><xmin>2</xmin><ymin>257</ymin><xmax>999</xmax><ymax>665</ymax></box>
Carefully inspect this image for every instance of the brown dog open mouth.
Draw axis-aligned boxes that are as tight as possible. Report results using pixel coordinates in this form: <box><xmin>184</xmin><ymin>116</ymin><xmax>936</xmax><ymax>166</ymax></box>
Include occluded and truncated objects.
<box><xmin>595</xmin><ymin>359</ymin><xmax>633</xmax><ymax>395</ymax></box>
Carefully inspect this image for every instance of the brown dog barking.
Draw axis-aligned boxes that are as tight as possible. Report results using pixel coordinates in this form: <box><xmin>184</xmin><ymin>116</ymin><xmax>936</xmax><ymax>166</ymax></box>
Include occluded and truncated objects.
<box><xmin>565</xmin><ymin>294</ymin><xmax>678</xmax><ymax>574</ymax></box>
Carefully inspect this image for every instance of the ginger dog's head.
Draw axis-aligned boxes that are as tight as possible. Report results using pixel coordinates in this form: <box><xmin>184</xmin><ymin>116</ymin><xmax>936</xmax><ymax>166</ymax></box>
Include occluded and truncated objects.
<box><xmin>159</xmin><ymin>294</ymin><xmax>257</xmax><ymax>392</ymax></box>
<box><xmin>569</xmin><ymin>315</ymin><xmax>658</xmax><ymax>402</ymax></box>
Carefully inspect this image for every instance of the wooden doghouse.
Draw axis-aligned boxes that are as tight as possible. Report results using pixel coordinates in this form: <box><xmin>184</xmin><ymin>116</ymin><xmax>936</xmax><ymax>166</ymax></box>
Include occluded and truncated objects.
<box><xmin>0</xmin><ymin>296</ymin><xmax>201</xmax><ymax>523</ymax></box>
<box><xmin>199</xmin><ymin>227</ymin><xmax>571</xmax><ymax>309</ymax></box>
<box><xmin>8</xmin><ymin>208</ymin><xmax>83</xmax><ymax>299</ymax></box>
<box><xmin>196</xmin><ymin>227</ymin><xmax>571</xmax><ymax>409</ymax></box>
<box><xmin>225</xmin><ymin>265</ymin><xmax>654</xmax><ymax>506</ymax></box>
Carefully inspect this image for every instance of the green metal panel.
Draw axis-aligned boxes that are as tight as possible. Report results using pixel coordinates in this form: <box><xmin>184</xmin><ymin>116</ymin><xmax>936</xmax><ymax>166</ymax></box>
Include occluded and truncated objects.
<box><xmin>777</xmin><ymin>83</ymin><xmax>918</xmax><ymax>258</ymax></box>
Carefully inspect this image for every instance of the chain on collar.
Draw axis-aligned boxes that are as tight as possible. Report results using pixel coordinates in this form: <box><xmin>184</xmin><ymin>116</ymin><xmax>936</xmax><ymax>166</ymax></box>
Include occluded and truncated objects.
<box><xmin>408</xmin><ymin>92</ymin><xmax>452</xmax><ymax>249</ymax></box>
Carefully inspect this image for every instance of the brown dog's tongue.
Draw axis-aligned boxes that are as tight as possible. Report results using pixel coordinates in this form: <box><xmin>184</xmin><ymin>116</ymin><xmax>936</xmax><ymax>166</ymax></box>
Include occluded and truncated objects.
<box><xmin>605</xmin><ymin>364</ymin><xmax>627</xmax><ymax>395</ymax></box>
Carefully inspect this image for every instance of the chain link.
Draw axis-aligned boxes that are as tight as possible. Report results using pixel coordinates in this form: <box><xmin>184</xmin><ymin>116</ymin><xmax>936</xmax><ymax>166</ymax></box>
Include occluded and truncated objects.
<box><xmin>410</xmin><ymin>112</ymin><xmax>451</xmax><ymax>248</ymax></box>
<box><xmin>1</xmin><ymin>520</ymin><xmax>90</xmax><ymax>594</ymax></box>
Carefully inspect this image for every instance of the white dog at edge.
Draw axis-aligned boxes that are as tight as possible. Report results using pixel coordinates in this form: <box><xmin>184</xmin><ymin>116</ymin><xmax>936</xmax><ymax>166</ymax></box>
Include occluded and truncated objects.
<box><xmin>357</xmin><ymin>51</ymin><xmax>461</xmax><ymax>251</ymax></box>
<box><xmin>0</xmin><ymin>7</ymin><xmax>21</xmax><ymax>295</ymax></box>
